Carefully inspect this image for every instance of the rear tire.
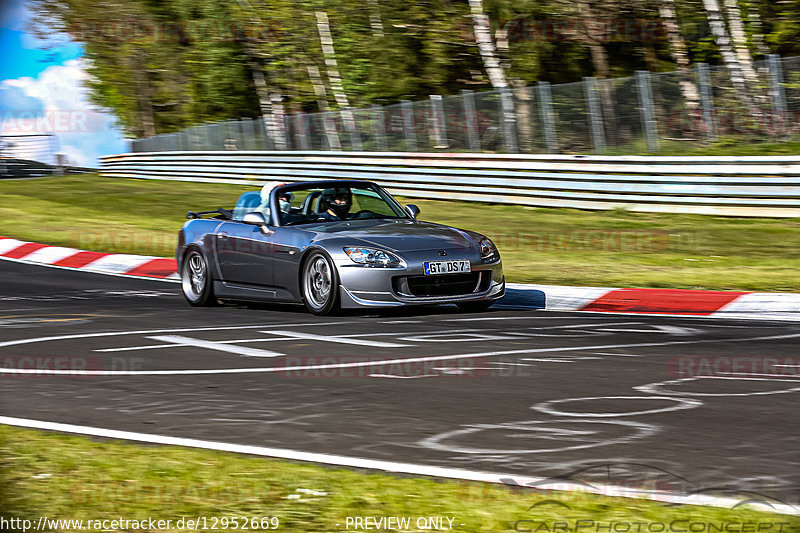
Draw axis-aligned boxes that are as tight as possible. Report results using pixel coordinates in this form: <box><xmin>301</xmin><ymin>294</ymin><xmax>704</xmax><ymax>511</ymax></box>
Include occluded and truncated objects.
<box><xmin>181</xmin><ymin>249</ymin><xmax>217</xmax><ymax>307</ymax></box>
<box><xmin>301</xmin><ymin>251</ymin><xmax>340</xmax><ymax>315</ymax></box>
<box><xmin>456</xmin><ymin>300</ymin><xmax>494</xmax><ymax>313</ymax></box>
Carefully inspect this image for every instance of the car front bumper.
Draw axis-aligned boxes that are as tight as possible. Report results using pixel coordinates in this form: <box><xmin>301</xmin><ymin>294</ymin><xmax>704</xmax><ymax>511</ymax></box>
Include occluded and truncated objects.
<box><xmin>336</xmin><ymin>258</ymin><xmax>505</xmax><ymax>309</ymax></box>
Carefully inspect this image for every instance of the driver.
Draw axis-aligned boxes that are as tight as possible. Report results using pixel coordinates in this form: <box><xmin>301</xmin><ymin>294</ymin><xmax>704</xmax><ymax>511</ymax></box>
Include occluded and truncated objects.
<box><xmin>319</xmin><ymin>188</ymin><xmax>352</xmax><ymax>220</ymax></box>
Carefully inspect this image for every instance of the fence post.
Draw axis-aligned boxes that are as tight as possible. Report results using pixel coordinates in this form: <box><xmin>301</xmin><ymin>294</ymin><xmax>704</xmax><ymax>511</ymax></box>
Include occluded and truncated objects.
<box><xmin>636</xmin><ymin>71</ymin><xmax>659</xmax><ymax>152</ymax></box>
<box><xmin>537</xmin><ymin>81</ymin><xmax>557</xmax><ymax>153</ymax></box>
<box><xmin>767</xmin><ymin>54</ymin><xmax>788</xmax><ymax>138</ymax></box>
<box><xmin>283</xmin><ymin>115</ymin><xmax>292</xmax><ymax>151</ymax></box>
<box><xmin>342</xmin><ymin>108</ymin><xmax>363</xmax><ymax>151</ymax></box>
<box><xmin>499</xmin><ymin>87</ymin><xmax>518</xmax><ymax>153</ymax></box>
<box><xmin>583</xmin><ymin>76</ymin><xmax>606</xmax><ymax>153</ymax></box>
<box><xmin>236</xmin><ymin>119</ymin><xmax>246</xmax><ymax>150</ymax></box>
<box><xmin>401</xmin><ymin>100</ymin><xmax>417</xmax><ymax>152</ymax></box>
<box><xmin>320</xmin><ymin>111</ymin><xmax>341</xmax><ymax>151</ymax></box>
<box><xmin>295</xmin><ymin>112</ymin><xmax>311</xmax><ymax>151</ymax></box>
<box><xmin>257</xmin><ymin>118</ymin><xmax>272</xmax><ymax>150</ymax></box>
<box><xmin>695</xmin><ymin>63</ymin><xmax>716</xmax><ymax>141</ymax></box>
<box><xmin>371</xmin><ymin>105</ymin><xmax>387</xmax><ymax>152</ymax></box>
<box><xmin>461</xmin><ymin>89</ymin><xmax>480</xmax><ymax>152</ymax></box>
<box><xmin>430</xmin><ymin>95</ymin><xmax>448</xmax><ymax>150</ymax></box>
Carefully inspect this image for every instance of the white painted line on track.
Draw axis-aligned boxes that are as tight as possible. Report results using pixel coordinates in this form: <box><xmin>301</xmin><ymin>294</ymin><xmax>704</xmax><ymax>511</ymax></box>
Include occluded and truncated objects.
<box><xmin>520</xmin><ymin>357</ymin><xmax>589</xmax><ymax>363</ymax></box>
<box><xmin>368</xmin><ymin>374</ymin><xmax>438</xmax><ymax>379</ymax></box>
<box><xmin>93</xmin><ymin>329</ymin><xmax>476</xmax><ymax>352</ymax></box>
<box><xmin>261</xmin><ymin>330</ymin><xmax>411</xmax><ymax>348</ymax></box>
<box><xmin>0</xmin><ymin>321</ymin><xmax>355</xmax><ymax>350</ymax></box>
<box><xmin>148</xmin><ymin>335</ymin><xmax>284</xmax><ymax>358</ymax></box>
<box><xmin>635</xmin><ymin>376</ymin><xmax>800</xmax><ymax>397</ymax></box>
<box><xmin>1</xmin><ymin>416</ymin><xmax>796</xmax><ymax>515</ymax></box>
<box><xmin>532</xmin><ymin>396</ymin><xmax>703</xmax><ymax>418</ymax></box>
<box><xmin>419</xmin><ymin>419</ymin><xmax>658</xmax><ymax>455</ymax></box>
<box><xmin>396</xmin><ymin>332</ymin><xmax>510</xmax><ymax>343</ymax></box>
<box><xmin>531</xmin><ymin>321</ymin><xmax>644</xmax><ymax>330</ymax></box>
<box><xmin>4</xmin><ymin>332</ymin><xmax>800</xmax><ymax>376</ymax></box>
<box><xmin>715</xmin><ymin>372</ymin><xmax>800</xmax><ymax>379</ymax></box>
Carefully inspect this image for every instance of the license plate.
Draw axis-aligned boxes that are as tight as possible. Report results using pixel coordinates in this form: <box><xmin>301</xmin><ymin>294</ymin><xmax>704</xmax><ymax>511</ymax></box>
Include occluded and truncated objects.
<box><xmin>423</xmin><ymin>260</ymin><xmax>471</xmax><ymax>275</ymax></box>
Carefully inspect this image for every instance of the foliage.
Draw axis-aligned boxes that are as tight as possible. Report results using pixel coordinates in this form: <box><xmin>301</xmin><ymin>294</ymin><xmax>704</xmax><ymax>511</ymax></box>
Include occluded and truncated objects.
<box><xmin>26</xmin><ymin>0</ymin><xmax>800</xmax><ymax>138</ymax></box>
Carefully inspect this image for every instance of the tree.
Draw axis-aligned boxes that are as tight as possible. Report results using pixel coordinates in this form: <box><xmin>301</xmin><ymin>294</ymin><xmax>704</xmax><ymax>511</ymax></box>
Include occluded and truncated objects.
<box><xmin>700</xmin><ymin>0</ymin><xmax>755</xmax><ymax>111</ymax></box>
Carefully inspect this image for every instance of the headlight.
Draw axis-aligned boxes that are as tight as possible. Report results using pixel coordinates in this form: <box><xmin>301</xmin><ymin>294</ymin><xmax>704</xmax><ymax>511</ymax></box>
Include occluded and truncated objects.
<box><xmin>479</xmin><ymin>238</ymin><xmax>500</xmax><ymax>263</ymax></box>
<box><xmin>344</xmin><ymin>247</ymin><xmax>403</xmax><ymax>267</ymax></box>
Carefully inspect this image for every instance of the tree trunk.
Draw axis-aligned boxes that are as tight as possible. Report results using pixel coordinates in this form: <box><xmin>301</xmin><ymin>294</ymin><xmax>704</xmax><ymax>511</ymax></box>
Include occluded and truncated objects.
<box><xmin>744</xmin><ymin>4</ymin><xmax>770</xmax><ymax>59</ymax></box>
<box><xmin>701</xmin><ymin>0</ymin><xmax>755</xmax><ymax>112</ymax></box>
<box><xmin>723</xmin><ymin>0</ymin><xmax>759</xmax><ymax>86</ymax></box>
<box><xmin>315</xmin><ymin>10</ymin><xmax>359</xmax><ymax>149</ymax></box>
<box><xmin>306</xmin><ymin>63</ymin><xmax>341</xmax><ymax>150</ymax></box>
<box><xmin>494</xmin><ymin>25</ymin><xmax>512</xmax><ymax>75</ymax></box>
<box><xmin>467</xmin><ymin>0</ymin><xmax>508</xmax><ymax>90</ymax></box>
<box><xmin>132</xmin><ymin>49</ymin><xmax>155</xmax><ymax>138</ymax></box>
<box><xmin>658</xmin><ymin>0</ymin><xmax>700</xmax><ymax>109</ymax></box>
<box><xmin>512</xmin><ymin>79</ymin><xmax>533</xmax><ymax>152</ymax></box>
<box><xmin>468</xmin><ymin>0</ymin><xmax>516</xmax><ymax>151</ymax></box>
<box><xmin>366</xmin><ymin>0</ymin><xmax>384</xmax><ymax>38</ymax></box>
<box><xmin>577</xmin><ymin>1</ymin><xmax>616</xmax><ymax>145</ymax></box>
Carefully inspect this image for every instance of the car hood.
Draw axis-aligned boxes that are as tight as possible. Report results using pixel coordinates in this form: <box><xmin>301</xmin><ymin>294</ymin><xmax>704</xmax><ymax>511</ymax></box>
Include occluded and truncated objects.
<box><xmin>309</xmin><ymin>219</ymin><xmax>477</xmax><ymax>252</ymax></box>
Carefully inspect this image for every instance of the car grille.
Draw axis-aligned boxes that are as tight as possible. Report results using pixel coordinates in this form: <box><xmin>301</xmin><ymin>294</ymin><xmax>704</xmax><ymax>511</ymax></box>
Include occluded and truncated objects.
<box><xmin>397</xmin><ymin>272</ymin><xmax>484</xmax><ymax>297</ymax></box>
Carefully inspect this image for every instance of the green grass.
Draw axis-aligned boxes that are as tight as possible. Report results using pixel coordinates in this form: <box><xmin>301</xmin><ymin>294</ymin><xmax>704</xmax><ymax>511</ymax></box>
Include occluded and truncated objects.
<box><xmin>2</xmin><ymin>425</ymin><xmax>796</xmax><ymax>533</ymax></box>
<box><xmin>598</xmin><ymin>137</ymin><xmax>800</xmax><ymax>156</ymax></box>
<box><xmin>2</xmin><ymin>174</ymin><xmax>800</xmax><ymax>291</ymax></box>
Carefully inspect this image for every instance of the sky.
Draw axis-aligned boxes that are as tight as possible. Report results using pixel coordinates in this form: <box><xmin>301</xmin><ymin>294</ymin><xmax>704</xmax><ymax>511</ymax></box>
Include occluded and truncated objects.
<box><xmin>0</xmin><ymin>0</ymin><xmax>128</xmax><ymax>166</ymax></box>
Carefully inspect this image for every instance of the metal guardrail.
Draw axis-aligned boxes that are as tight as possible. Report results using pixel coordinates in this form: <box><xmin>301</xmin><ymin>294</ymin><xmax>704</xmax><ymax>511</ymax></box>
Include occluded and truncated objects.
<box><xmin>1</xmin><ymin>158</ymin><xmax>95</xmax><ymax>179</ymax></box>
<box><xmin>99</xmin><ymin>151</ymin><xmax>800</xmax><ymax>217</ymax></box>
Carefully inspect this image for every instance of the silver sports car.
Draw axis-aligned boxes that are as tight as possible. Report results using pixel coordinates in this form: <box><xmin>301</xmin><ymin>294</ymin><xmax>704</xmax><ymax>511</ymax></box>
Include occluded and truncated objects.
<box><xmin>176</xmin><ymin>180</ymin><xmax>504</xmax><ymax>315</ymax></box>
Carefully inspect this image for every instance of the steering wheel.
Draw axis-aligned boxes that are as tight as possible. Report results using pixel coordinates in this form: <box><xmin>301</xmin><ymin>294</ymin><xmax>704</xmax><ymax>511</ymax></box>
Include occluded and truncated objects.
<box><xmin>351</xmin><ymin>210</ymin><xmax>375</xmax><ymax>219</ymax></box>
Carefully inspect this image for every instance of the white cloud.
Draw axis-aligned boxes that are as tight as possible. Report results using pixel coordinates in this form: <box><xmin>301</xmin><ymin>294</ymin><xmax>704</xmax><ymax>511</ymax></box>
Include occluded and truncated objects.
<box><xmin>0</xmin><ymin>59</ymin><xmax>127</xmax><ymax>166</ymax></box>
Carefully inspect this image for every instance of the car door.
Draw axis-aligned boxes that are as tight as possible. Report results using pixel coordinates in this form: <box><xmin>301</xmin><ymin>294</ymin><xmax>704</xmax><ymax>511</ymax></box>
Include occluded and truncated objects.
<box><xmin>214</xmin><ymin>220</ymin><xmax>275</xmax><ymax>288</ymax></box>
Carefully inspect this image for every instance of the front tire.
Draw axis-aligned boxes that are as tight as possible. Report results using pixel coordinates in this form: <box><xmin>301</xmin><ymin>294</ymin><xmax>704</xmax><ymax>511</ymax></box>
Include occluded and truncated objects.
<box><xmin>301</xmin><ymin>251</ymin><xmax>340</xmax><ymax>315</ymax></box>
<box><xmin>181</xmin><ymin>249</ymin><xmax>217</xmax><ymax>307</ymax></box>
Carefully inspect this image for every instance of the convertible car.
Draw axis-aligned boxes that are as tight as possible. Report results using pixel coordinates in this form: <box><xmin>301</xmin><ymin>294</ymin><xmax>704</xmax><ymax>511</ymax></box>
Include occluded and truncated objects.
<box><xmin>176</xmin><ymin>180</ymin><xmax>504</xmax><ymax>315</ymax></box>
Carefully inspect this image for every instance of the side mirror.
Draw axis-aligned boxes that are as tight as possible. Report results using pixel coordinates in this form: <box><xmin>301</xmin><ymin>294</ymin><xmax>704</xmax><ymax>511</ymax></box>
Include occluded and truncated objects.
<box><xmin>405</xmin><ymin>204</ymin><xmax>420</xmax><ymax>219</ymax></box>
<box><xmin>243</xmin><ymin>211</ymin><xmax>268</xmax><ymax>226</ymax></box>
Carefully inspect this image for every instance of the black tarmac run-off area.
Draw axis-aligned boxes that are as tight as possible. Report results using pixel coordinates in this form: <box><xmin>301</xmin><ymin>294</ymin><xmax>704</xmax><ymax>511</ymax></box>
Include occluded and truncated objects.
<box><xmin>1</xmin><ymin>261</ymin><xmax>799</xmax><ymax>504</ymax></box>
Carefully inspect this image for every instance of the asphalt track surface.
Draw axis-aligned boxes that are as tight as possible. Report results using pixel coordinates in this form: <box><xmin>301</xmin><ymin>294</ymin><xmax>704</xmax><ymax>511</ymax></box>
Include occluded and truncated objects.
<box><xmin>1</xmin><ymin>260</ymin><xmax>799</xmax><ymax>506</ymax></box>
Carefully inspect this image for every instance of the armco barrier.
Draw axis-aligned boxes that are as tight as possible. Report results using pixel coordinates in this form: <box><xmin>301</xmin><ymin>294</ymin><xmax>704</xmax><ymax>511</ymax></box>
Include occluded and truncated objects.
<box><xmin>99</xmin><ymin>151</ymin><xmax>800</xmax><ymax>217</ymax></box>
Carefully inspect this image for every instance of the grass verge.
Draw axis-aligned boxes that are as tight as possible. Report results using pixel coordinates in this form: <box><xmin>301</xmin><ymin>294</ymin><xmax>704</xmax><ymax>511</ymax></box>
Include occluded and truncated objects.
<box><xmin>599</xmin><ymin>137</ymin><xmax>800</xmax><ymax>156</ymax></box>
<box><xmin>2</xmin><ymin>425</ymin><xmax>796</xmax><ymax>533</ymax></box>
<box><xmin>2</xmin><ymin>175</ymin><xmax>800</xmax><ymax>291</ymax></box>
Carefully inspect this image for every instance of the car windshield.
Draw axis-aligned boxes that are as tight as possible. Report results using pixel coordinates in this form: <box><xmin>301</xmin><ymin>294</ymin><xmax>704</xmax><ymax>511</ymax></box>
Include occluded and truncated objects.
<box><xmin>276</xmin><ymin>183</ymin><xmax>409</xmax><ymax>226</ymax></box>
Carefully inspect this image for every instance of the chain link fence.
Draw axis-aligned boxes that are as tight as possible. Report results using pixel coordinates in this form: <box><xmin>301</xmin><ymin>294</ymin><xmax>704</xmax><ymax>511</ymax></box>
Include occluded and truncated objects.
<box><xmin>131</xmin><ymin>55</ymin><xmax>800</xmax><ymax>154</ymax></box>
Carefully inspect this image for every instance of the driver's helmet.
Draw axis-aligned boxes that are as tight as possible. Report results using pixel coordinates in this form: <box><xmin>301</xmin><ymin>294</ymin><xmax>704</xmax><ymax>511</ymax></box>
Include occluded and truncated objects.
<box><xmin>320</xmin><ymin>187</ymin><xmax>352</xmax><ymax>218</ymax></box>
<box><xmin>277</xmin><ymin>190</ymin><xmax>294</xmax><ymax>213</ymax></box>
